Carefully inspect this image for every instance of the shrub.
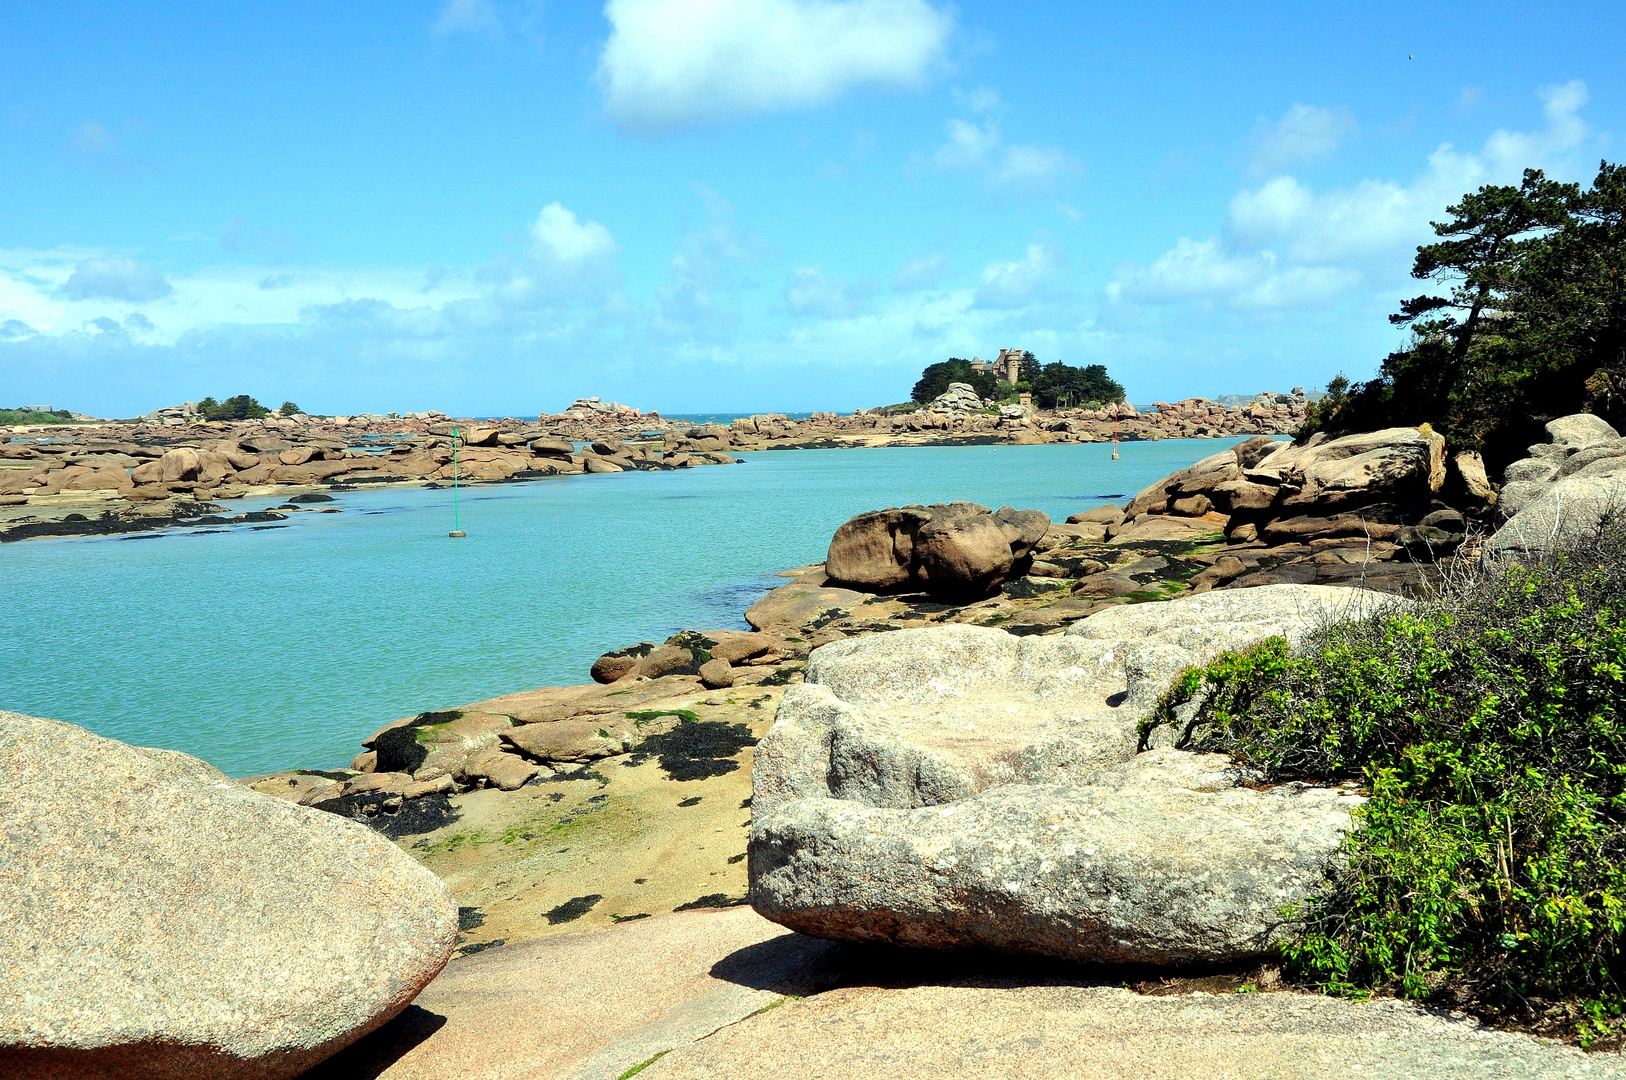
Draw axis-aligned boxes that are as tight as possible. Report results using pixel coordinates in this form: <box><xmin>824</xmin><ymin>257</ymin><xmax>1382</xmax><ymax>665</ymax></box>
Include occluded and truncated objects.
<box><xmin>1140</xmin><ymin>529</ymin><xmax>1626</xmax><ymax>1043</ymax></box>
<box><xmin>911</xmin><ymin>359</ymin><xmax>997</xmax><ymax>403</ymax></box>
<box><xmin>196</xmin><ymin>395</ymin><xmax>271</xmax><ymax>421</ymax></box>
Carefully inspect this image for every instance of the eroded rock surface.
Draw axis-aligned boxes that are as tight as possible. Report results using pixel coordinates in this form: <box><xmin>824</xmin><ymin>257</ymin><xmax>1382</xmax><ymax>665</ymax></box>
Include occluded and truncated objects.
<box><xmin>1490</xmin><ymin>413</ymin><xmax>1626</xmax><ymax>553</ymax></box>
<box><xmin>0</xmin><ymin>711</ymin><xmax>457</xmax><ymax>1080</ymax></box>
<box><xmin>749</xmin><ymin>585</ymin><xmax>1401</xmax><ymax>964</ymax></box>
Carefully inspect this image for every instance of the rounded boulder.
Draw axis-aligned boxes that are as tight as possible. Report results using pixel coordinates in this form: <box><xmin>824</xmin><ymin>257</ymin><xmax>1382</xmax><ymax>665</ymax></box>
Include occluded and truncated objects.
<box><xmin>0</xmin><ymin>711</ymin><xmax>458</xmax><ymax>1080</ymax></box>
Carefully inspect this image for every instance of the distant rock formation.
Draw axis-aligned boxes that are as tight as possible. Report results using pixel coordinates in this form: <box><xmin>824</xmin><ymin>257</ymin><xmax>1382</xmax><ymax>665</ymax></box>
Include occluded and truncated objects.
<box><xmin>924</xmin><ymin>382</ymin><xmax>985</xmax><ymax>413</ymax></box>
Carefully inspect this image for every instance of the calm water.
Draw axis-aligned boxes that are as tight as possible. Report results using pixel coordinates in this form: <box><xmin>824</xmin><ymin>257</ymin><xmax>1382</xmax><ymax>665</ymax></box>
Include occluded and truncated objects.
<box><xmin>1</xmin><ymin>438</ymin><xmax>1255</xmax><ymax>775</ymax></box>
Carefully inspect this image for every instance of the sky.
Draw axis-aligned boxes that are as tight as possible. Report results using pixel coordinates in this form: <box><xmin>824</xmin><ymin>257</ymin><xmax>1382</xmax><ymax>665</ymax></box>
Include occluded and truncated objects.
<box><xmin>1</xmin><ymin>1</ymin><xmax>1622</xmax><ymax>417</ymax></box>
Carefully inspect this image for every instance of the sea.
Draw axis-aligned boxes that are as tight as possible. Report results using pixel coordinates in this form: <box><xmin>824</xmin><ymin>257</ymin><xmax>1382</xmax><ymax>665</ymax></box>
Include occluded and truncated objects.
<box><xmin>0</xmin><ymin>438</ymin><xmax>1261</xmax><ymax>776</ymax></box>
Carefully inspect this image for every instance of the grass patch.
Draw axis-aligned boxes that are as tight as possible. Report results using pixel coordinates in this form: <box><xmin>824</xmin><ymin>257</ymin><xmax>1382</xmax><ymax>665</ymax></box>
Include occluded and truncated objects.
<box><xmin>627</xmin><ymin>708</ymin><xmax>700</xmax><ymax>725</ymax></box>
<box><xmin>616</xmin><ymin>1050</ymin><xmax>669</xmax><ymax>1079</ymax></box>
<box><xmin>417</xmin><ymin>829</ymin><xmax>489</xmax><ymax>856</ymax></box>
<box><xmin>758</xmin><ymin>664</ymin><xmax>804</xmax><ymax>686</ymax></box>
<box><xmin>1139</xmin><ymin>527</ymin><xmax>1626</xmax><ymax>1044</ymax></box>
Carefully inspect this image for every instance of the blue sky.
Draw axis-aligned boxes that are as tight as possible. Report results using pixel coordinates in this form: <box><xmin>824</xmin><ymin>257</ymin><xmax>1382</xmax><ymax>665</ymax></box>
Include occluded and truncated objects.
<box><xmin>1</xmin><ymin>1</ymin><xmax>1621</xmax><ymax>417</ymax></box>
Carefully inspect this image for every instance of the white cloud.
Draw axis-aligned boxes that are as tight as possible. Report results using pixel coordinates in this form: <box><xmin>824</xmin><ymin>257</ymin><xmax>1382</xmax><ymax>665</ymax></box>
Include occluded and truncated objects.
<box><xmin>893</xmin><ymin>252</ymin><xmax>949</xmax><ymax>291</ymax></box>
<box><xmin>598</xmin><ymin>0</ymin><xmax>954</xmax><ymax>132</ymax></box>
<box><xmin>433</xmin><ymin>0</ymin><xmax>502</xmax><ymax>34</ymax></box>
<box><xmin>951</xmin><ymin>85</ymin><xmax>1001</xmax><ymax>113</ymax></box>
<box><xmin>57</xmin><ymin>257</ymin><xmax>175</xmax><ymax>302</ymax></box>
<box><xmin>1249</xmin><ymin>104</ymin><xmax>1356</xmax><ymax>174</ymax></box>
<box><xmin>1111</xmin><ymin>239</ymin><xmax>1356</xmax><ymax>309</ymax></box>
<box><xmin>975</xmin><ymin>240</ymin><xmax>1062</xmax><ymax>309</ymax></box>
<box><xmin>991</xmin><ymin>144</ymin><xmax>1082</xmax><ymax>193</ymax></box>
<box><xmin>932</xmin><ymin>117</ymin><xmax>1080</xmax><ymax>194</ymax></box>
<box><xmin>784</xmin><ymin>267</ymin><xmax>869</xmax><ymax>318</ymax></box>
<box><xmin>530</xmin><ymin>203</ymin><xmax>618</xmax><ymax>264</ymax></box>
<box><xmin>933</xmin><ymin>117</ymin><xmax>998</xmax><ymax>169</ymax></box>
<box><xmin>1112</xmin><ymin>81</ymin><xmax>1596</xmax><ymax>313</ymax></box>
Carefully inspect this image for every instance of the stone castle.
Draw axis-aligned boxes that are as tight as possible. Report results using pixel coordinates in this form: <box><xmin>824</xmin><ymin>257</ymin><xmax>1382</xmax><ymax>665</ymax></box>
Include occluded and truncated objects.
<box><xmin>969</xmin><ymin>348</ymin><xmax>1025</xmax><ymax>383</ymax></box>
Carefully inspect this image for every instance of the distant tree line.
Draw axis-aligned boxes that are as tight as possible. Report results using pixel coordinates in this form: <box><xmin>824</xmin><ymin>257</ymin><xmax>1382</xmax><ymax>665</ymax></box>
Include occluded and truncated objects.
<box><xmin>194</xmin><ymin>396</ymin><xmax>303</xmax><ymax>421</ymax></box>
<box><xmin>1306</xmin><ymin>160</ymin><xmax>1626</xmax><ymax>470</ymax></box>
<box><xmin>910</xmin><ymin>355</ymin><xmax>1125</xmax><ymax>409</ymax></box>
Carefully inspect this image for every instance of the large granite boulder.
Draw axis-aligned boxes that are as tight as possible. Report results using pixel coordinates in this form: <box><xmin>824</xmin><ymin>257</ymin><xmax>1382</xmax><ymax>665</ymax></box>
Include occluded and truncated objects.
<box><xmin>749</xmin><ymin>585</ymin><xmax>1404</xmax><ymax>964</ymax></box>
<box><xmin>1490</xmin><ymin>414</ymin><xmax>1626</xmax><ymax>553</ymax></box>
<box><xmin>824</xmin><ymin>502</ymin><xmax>1050</xmax><ymax>600</ymax></box>
<box><xmin>0</xmin><ymin>711</ymin><xmax>458</xmax><ymax>1080</ymax></box>
<box><xmin>926</xmin><ymin>382</ymin><xmax>985</xmax><ymax>413</ymax></box>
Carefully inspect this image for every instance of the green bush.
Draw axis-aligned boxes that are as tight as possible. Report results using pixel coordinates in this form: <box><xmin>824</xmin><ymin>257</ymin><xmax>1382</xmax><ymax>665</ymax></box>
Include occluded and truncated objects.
<box><xmin>196</xmin><ymin>394</ymin><xmax>271</xmax><ymax>421</ymax></box>
<box><xmin>0</xmin><ymin>408</ymin><xmax>74</xmax><ymax>425</ymax></box>
<box><xmin>1029</xmin><ymin>361</ymin><xmax>1125</xmax><ymax>409</ymax></box>
<box><xmin>1140</xmin><ymin>534</ymin><xmax>1626</xmax><ymax>1043</ymax></box>
<box><xmin>911</xmin><ymin>359</ymin><xmax>997</xmax><ymax>403</ymax></box>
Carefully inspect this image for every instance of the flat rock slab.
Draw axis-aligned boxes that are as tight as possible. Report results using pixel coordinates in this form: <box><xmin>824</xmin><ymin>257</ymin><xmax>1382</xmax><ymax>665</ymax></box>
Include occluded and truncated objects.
<box><xmin>301</xmin><ymin>907</ymin><xmax>847</xmax><ymax>1080</ymax></box>
<box><xmin>750</xmin><ymin>585</ymin><xmax>1402</xmax><ymax>964</ymax></box>
<box><xmin>0</xmin><ymin>711</ymin><xmax>458</xmax><ymax>1080</ymax></box>
<box><xmin>643</xmin><ymin>982</ymin><xmax>1621</xmax><ymax>1080</ymax></box>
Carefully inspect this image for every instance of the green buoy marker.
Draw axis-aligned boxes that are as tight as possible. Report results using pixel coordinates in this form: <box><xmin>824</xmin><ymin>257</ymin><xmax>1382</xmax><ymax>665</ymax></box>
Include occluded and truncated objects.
<box><xmin>448</xmin><ymin>427</ymin><xmax>466</xmax><ymax>538</ymax></box>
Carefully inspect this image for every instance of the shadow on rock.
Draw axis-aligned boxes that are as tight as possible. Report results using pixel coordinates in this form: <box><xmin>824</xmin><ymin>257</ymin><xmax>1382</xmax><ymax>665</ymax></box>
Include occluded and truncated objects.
<box><xmin>295</xmin><ymin>1005</ymin><xmax>448</xmax><ymax>1079</ymax></box>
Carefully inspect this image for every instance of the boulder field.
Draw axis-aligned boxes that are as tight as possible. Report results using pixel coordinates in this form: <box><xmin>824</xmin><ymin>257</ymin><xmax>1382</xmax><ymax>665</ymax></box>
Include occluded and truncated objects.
<box><xmin>0</xmin><ymin>711</ymin><xmax>457</xmax><ymax>1080</ymax></box>
<box><xmin>0</xmin><ymin>414</ymin><xmax>741</xmax><ymax>542</ymax></box>
<box><xmin>1</xmin><ymin>392</ymin><xmax>1307</xmax><ymax>543</ymax></box>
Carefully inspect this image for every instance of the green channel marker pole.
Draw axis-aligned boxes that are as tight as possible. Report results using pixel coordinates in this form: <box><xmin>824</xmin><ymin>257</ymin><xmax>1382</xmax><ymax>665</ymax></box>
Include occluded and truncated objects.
<box><xmin>449</xmin><ymin>427</ymin><xmax>466</xmax><ymax>538</ymax></box>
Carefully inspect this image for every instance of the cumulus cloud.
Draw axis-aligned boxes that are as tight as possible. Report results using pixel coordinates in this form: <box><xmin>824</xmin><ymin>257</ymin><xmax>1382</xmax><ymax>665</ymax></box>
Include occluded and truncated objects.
<box><xmin>893</xmin><ymin>252</ymin><xmax>949</xmax><ymax>291</ymax></box>
<box><xmin>530</xmin><ymin>203</ymin><xmax>618</xmax><ymax>264</ymax></box>
<box><xmin>1248</xmin><ymin>103</ymin><xmax>1356</xmax><ymax>174</ymax></box>
<box><xmin>56</xmin><ymin>257</ymin><xmax>175</xmax><ymax>303</ymax></box>
<box><xmin>933</xmin><ymin>117</ymin><xmax>998</xmax><ymax>169</ymax></box>
<box><xmin>975</xmin><ymin>240</ymin><xmax>1063</xmax><ymax>309</ymax></box>
<box><xmin>932</xmin><ymin>117</ymin><xmax>1080</xmax><ymax>194</ymax></box>
<box><xmin>990</xmin><ymin>144</ymin><xmax>1082</xmax><ymax>193</ymax></box>
<box><xmin>598</xmin><ymin>0</ymin><xmax>954</xmax><ymax>132</ymax></box>
<box><xmin>0</xmin><ymin>319</ymin><xmax>35</xmax><ymax>340</ymax></box>
<box><xmin>1111</xmin><ymin>81</ymin><xmax>1596</xmax><ymax>313</ymax></box>
<box><xmin>1111</xmin><ymin>238</ymin><xmax>1356</xmax><ymax>309</ymax></box>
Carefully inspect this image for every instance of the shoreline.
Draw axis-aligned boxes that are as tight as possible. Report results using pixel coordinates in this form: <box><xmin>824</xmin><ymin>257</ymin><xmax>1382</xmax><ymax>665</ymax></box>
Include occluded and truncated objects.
<box><xmin>225</xmin><ymin>422</ymin><xmax>1464</xmax><ymax>950</ymax></box>
<box><xmin>1</xmin><ymin>396</ymin><xmax>1307</xmax><ymax>543</ymax></box>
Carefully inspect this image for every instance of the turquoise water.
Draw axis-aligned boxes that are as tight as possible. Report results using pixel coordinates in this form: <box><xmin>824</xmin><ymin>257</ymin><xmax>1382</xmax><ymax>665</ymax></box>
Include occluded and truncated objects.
<box><xmin>0</xmin><ymin>438</ymin><xmax>1254</xmax><ymax>775</ymax></box>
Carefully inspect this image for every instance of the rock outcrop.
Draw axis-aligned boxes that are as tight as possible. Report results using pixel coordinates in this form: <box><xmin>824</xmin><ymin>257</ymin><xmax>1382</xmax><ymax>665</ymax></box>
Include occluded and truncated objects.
<box><xmin>824</xmin><ymin>502</ymin><xmax>1050</xmax><ymax>599</ymax></box>
<box><xmin>1490</xmin><ymin>413</ymin><xmax>1626</xmax><ymax>554</ymax></box>
<box><xmin>925</xmin><ymin>382</ymin><xmax>986</xmax><ymax>413</ymax></box>
<box><xmin>749</xmin><ymin>585</ymin><xmax>1401</xmax><ymax>964</ymax></box>
<box><xmin>0</xmin><ymin>711</ymin><xmax>457</xmax><ymax>1080</ymax></box>
<box><xmin>1122</xmin><ymin>427</ymin><xmax>1467</xmax><ymax>550</ymax></box>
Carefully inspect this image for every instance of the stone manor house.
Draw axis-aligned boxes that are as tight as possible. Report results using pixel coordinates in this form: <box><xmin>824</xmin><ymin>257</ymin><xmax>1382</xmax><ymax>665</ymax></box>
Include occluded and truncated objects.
<box><xmin>968</xmin><ymin>348</ymin><xmax>1025</xmax><ymax>384</ymax></box>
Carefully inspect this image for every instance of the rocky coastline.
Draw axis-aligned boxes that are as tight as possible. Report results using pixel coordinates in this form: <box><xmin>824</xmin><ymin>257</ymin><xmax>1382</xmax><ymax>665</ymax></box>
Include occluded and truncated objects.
<box><xmin>0</xmin><ymin>392</ymin><xmax>1307</xmax><ymax>543</ymax></box>
<box><xmin>12</xmin><ymin>413</ymin><xmax>1623</xmax><ymax>1078</ymax></box>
